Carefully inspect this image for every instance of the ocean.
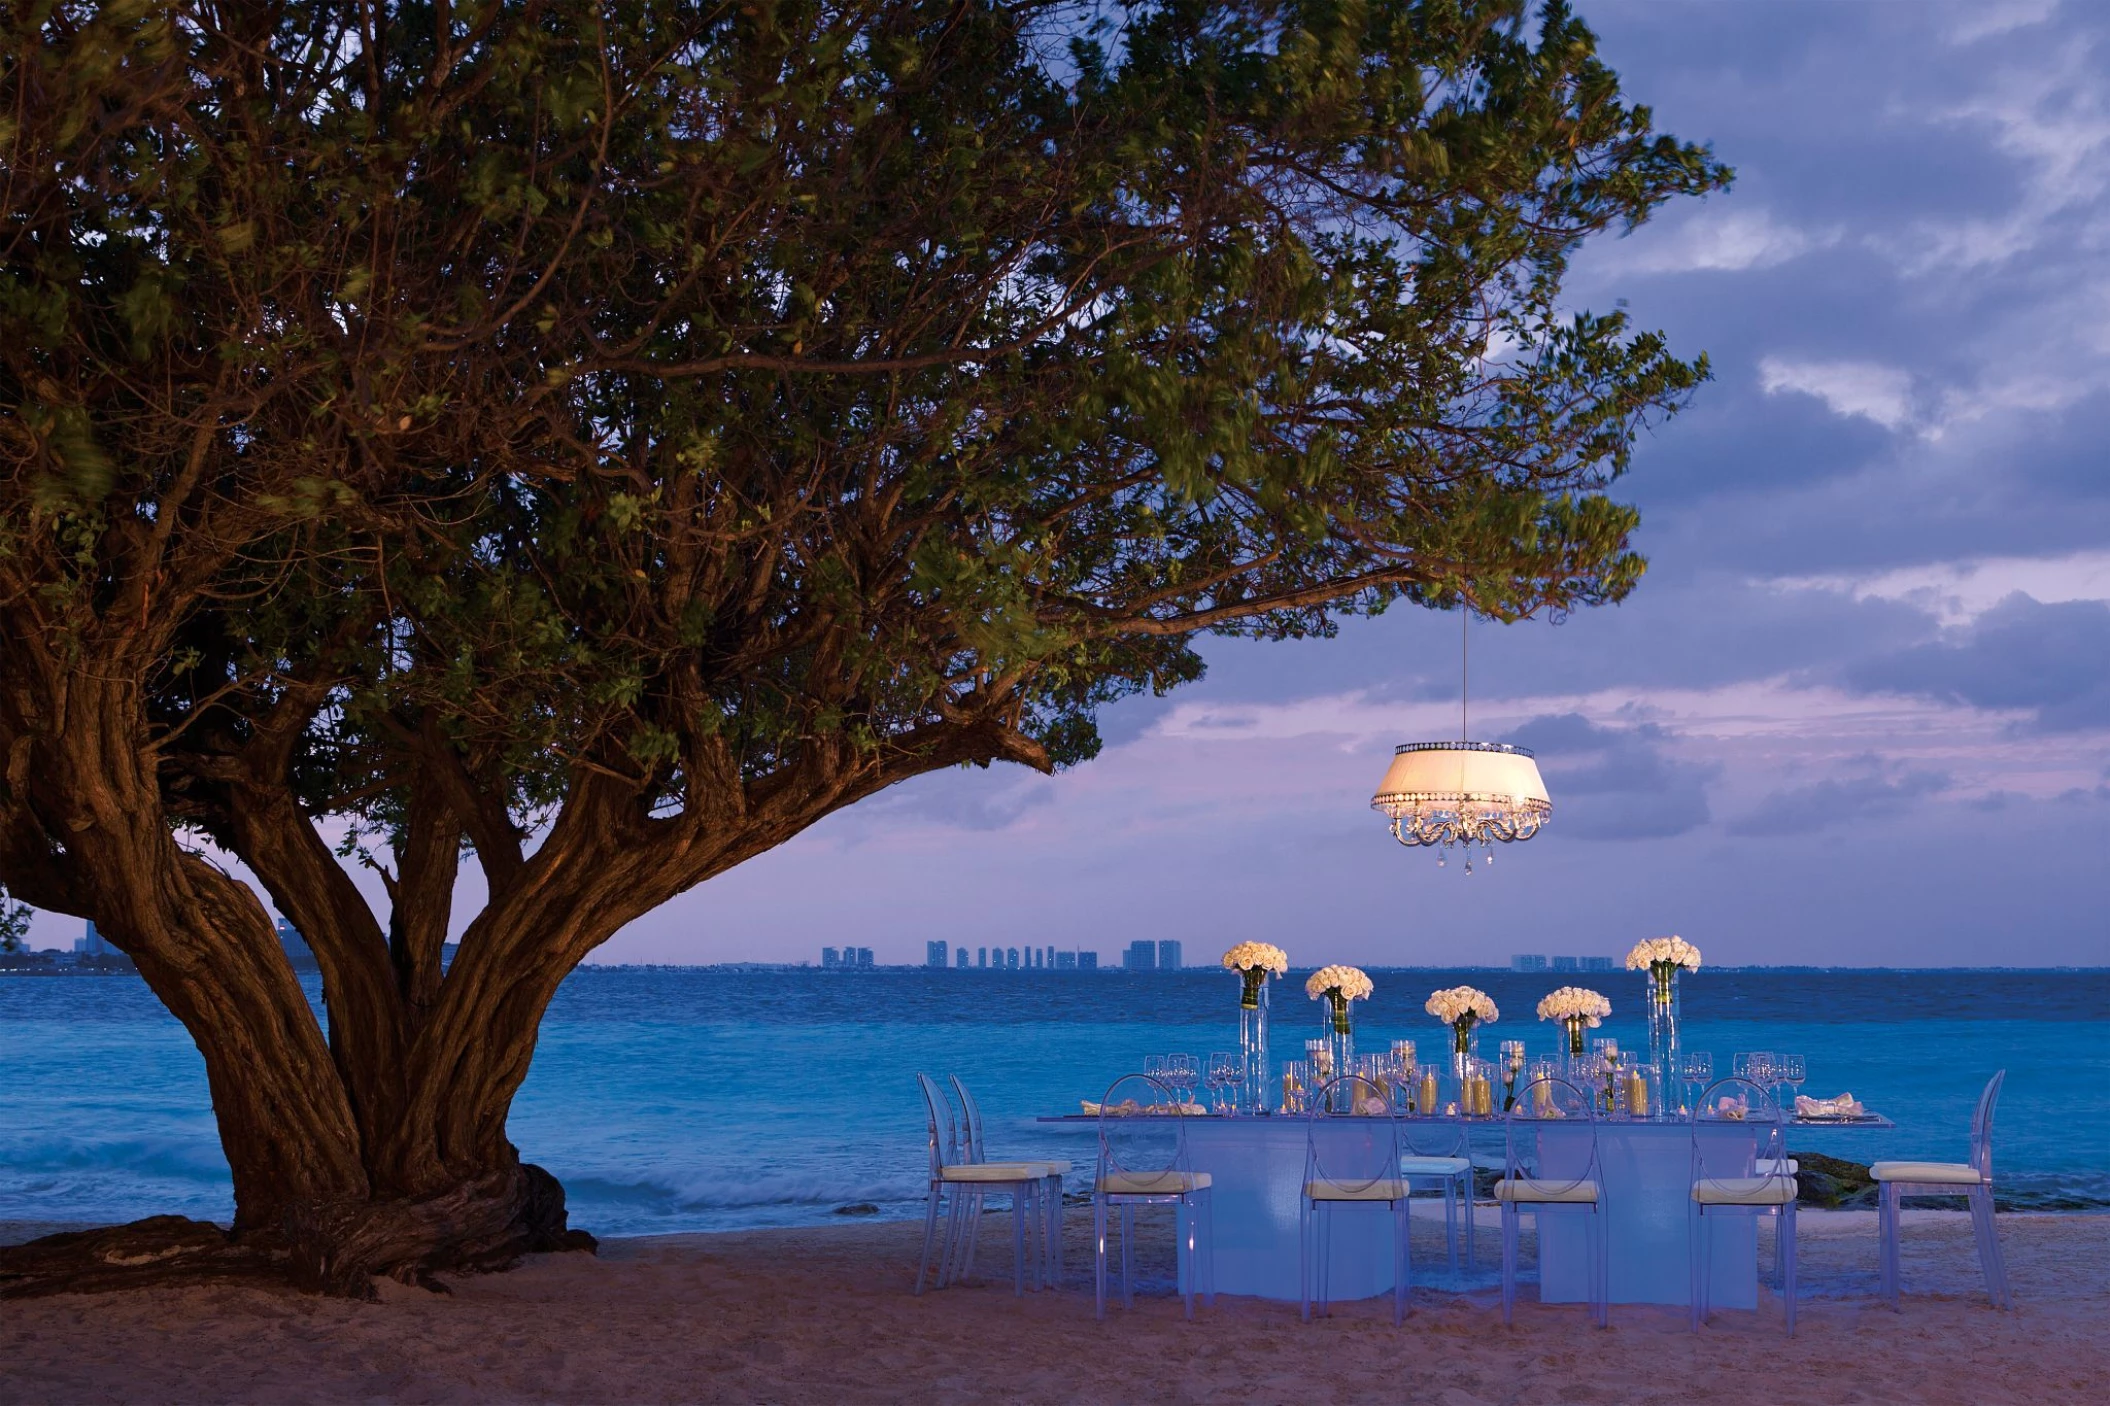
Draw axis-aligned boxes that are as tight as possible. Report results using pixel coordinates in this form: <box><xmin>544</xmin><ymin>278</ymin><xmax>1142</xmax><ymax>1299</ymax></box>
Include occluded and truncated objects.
<box><xmin>1</xmin><ymin>967</ymin><xmax>2103</xmax><ymax>1235</ymax></box>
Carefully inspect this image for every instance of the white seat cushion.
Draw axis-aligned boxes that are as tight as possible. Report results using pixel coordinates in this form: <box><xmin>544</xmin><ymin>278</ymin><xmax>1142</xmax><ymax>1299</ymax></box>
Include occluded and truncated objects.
<box><xmin>942</xmin><ymin>1164</ymin><xmax>1048</xmax><ymax>1184</ymax></box>
<box><xmin>1693</xmin><ymin>1176</ymin><xmax>1799</xmax><ymax>1206</ymax></box>
<box><xmin>1754</xmin><ymin>1157</ymin><xmax>1799</xmax><ymax>1176</ymax></box>
<box><xmin>1399</xmin><ymin>1156</ymin><xmax>1472</xmax><ymax>1177</ymax></box>
<box><xmin>1098</xmin><ymin>1170</ymin><xmax>1211</xmax><ymax>1196</ymax></box>
<box><xmin>1494</xmin><ymin>1177</ymin><xmax>1598</xmax><ymax>1204</ymax></box>
<box><xmin>1306</xmin><ymin>1177</ymin><xmax>1409</xmax><ymax>1202</ymax></box>
<box><xmin>976</xmin><ymin>1160</ymin><xmax>1072</xmax><ymax>1176</ymax></box>
<box><xmin>1870</xmin><ymin>1160</ymin><xmax>1983</xmax><ymax>1186</ymax></box>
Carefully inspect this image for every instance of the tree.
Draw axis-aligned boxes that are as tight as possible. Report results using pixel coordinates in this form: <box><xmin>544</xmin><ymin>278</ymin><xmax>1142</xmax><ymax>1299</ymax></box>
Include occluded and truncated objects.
<box><xmin>0</xmin><ymin>0</ymin><xmax>1727</xmax><ymax>1294</ymax></box>
<box><xmin>0</xmin><ymin>884</ymin><xmax>28</xmax><ymax>954</ymax></box>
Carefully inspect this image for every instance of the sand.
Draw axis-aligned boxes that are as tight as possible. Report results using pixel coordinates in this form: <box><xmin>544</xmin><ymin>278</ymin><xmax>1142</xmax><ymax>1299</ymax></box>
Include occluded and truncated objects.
<box><xmin>1</xmin><ymin>1207</ymin><xmax>2104</xmax><ymax>1405</ymax></box>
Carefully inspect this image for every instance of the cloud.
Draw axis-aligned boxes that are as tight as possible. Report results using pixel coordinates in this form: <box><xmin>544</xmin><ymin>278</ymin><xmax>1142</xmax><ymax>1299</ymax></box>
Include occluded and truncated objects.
<box><xmin>1757</xmin><ymin>357</ymin><xmax>1916</xmax><ymax>431</ymax></box>
<box><xmin>1729</xmin><ymin>760</ymin><xmax>1953</xmax><ymax>837</ymax></box>
<box><xmin>1945</xmin><ymin>0</ymin><xmax>2060</xmax><ymax>47</ymax></box>
<box><xmin>1617</xmin><ymin>207</ymin><xmax>1837</xmax><ymax>275</ymax></box>
<box><xmin>1772</xmin><ymin>549</ymin><xmax>2110</xmax><ymax>626</ymax></box>
<box><xmin>849</xmin><ymin>767</ymin><xmax>1056</xmax><ymax>834</ymax></box>
<box><xmin>1840</xmin><ymin>593</ymin><xmax>2110</xmax><ymax>731</ymax></box>
<box><xmin>1505</xmin><ymin>713</ymin><xmax>1718</xmax><ymax>840</ymax></box>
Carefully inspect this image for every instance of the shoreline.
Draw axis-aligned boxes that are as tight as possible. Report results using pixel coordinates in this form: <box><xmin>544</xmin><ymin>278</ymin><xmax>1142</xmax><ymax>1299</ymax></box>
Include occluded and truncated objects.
<box><xmin>2</xmin><ymin>1208</ymin><xmax>2105</xmax><ymax>1404</ymax></box>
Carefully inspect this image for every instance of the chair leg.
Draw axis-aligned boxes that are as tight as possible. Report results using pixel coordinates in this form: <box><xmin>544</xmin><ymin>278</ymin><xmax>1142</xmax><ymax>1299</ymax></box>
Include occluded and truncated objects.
<box><xmin>1318</xmin><ymin>1202</ymin><xmax>1332</xmax><ymax>1318</ymax></box>
<box><xmin>1443</xmin><ymin>1179</ymin><xmax>1459</xmax><ymax>1273</ymax></box>
<box><xmin>1178</xmin><ymin>1199</ymin><xmax>1195</xmax><ymax>1320</ymax></box>
<box><xmin>1393</xmin><ymin>1199</ymin><xmax>1409</xmax><ymax>1326</ymax></box>
<box><xmin>1300</xmin><ymin>1196</ymin><xmax>1312</xmax><ymax>1322</ymax></box>
<box><xmin>916</xmin><ymin>1184</ymin><xmax>944</xmax><ymax>1295</ymax></box>
<box><xmin>942</xmin><ymin>1189</ymin><xmax>970</xmax><ymax>1287</ymax></box>
<box><xmin>1688</xmin><ymin>1201</ymin><xmax>1703</xmax><ymax>1334</ymax></box>
<box><xmin>1202</xmin><ymin>1191</ymin><xmax>1217</xmax><ymax>1307</ymax></box>
<box><xmin>1120</xmin><ymin>1204</ymin><xmax>1135</xmax><ymax>1308</ymax></box>
<box><xmin>1971</xmin><ymin>1185</ymin><xmax>2010</xmax><ymax>1310</ymax></box>
<box><xmin>1695</xmin><ymin>1206</ymin><xmax>1711</xmax><ymax>1332</ymax></box>
<box><xmin>1589</xmin><ymin>1211</ymin><xmax>1609</xmax><ymax>1329</ymax></box>
<box><xmin>1500</xmin><ymin>1204</ymin><xmax>1517</xmax><ymax>1326</ymax></box>
<box><xmin>1094</xmin><ymin>1198</ymin><xmax>1108</xmax><ymax>1320</ymax></box>
<box><xmin>1462</xmin><ymin>1172</ymin><xmax>1476</xmax><ymax>1272</ymax></box>
<box><xmin>1012</xmin><ymin>1191</ymin><xmax>1027</xmax><ymax>1297</ymax></box>
<box><xmin>1047</xmin><ymin>1176</ymin><xmax>1064</xmax><ymax>1288</ymax></box>
<box><xmin>1890</xmin><ymin>1182</ymin><xmax>1907</xmax><ymax>1300</ymax></box>
<box><xmin>1781</xmin><ymin>1201</ymin><xmax>1798</xmax><ymax>1337</ymax></box>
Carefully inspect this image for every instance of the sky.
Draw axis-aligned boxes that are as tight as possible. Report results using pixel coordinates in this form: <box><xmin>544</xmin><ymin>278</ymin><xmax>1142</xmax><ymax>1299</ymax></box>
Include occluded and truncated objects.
<box><xmin>23</xmin><ymin>0</ymin><xmax>2108</xmax><ymax>970</ymax></box>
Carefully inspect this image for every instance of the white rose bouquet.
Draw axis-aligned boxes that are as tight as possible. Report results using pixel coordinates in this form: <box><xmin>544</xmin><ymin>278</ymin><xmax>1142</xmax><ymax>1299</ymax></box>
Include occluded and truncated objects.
<box><xmin>1626</xmin><ymin>935</ymin><xmax>1701</xmax><ymax>1008</ymax></box>
<box><xmin>1305</xmin><ymin>964</ymin><xmax>1373</xmax><ymax>1034</ymax></box>
<box><xmin>1536</xmin><ymin>986</ymin><xmax>1612</xmax><ymax>1057</ymax></box>
<box><xmin>1425</xmin><ymin>986</ymin><xmax>1499</xmax><ymax>1057</ymax></box>
<box><xmin>1222</xmin><ymin>942</ymin><xmax>1290</xmax><ymax>1009</ymax></box>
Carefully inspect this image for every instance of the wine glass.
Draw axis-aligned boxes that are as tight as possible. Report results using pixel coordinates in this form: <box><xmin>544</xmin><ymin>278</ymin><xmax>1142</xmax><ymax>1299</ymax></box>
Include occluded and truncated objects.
<box><xmin>1499</xmin><ymin>1040</ymin><xmax>1527</xmax><ymax>1111</ymax></box>
<box><xmin>1681</xmin><ymin>1050</ymin><xmax>1714</xmax><ymax>1116</ymax></box>
<box><xmin>1206</xmin><ymin>1052</ymin><xmax>1235</xmax><ymax>1113</ymax></box>
<box><xmin>1780</xmin><ymin>1053</ymin><xmax>1807</xmax><ymax>1116</ymax></box>
<box><xmin>1144</xmin><ymin>1054</ymin><xmax>1169</xmax><ymax>1106</ymax></box>
<box><xmin>1172</xmin><ymin>1054</ymin><xmax>1199</xmax><ymax>1107</ymax></box>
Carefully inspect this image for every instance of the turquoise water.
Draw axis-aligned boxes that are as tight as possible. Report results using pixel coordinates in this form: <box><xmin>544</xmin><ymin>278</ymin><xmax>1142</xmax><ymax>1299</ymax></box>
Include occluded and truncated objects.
<box><xmin>0</xmin><ymin>968</ymin><xmax>2103</xmax><ymax>1234</ymax></box>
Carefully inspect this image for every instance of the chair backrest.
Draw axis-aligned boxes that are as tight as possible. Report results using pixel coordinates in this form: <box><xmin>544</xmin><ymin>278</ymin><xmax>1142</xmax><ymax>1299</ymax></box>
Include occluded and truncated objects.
<box><xmin>1305</xmin><ymin>1075</ymin><xmax>1402</xmax><ymax>1193</ymax></box>
<box><xmin>1401</xmin><ymin>1099</ymin><xmax>1471</xmax><ymax>1160</ymax></box>
<box><xmin>1691</xmin><ymin>1075</ymin><xmax>1788</xmax><ymax>1194</ymax></box>
<box><xmin>916</xmin><ymin>1073</ymin><xmax>961</xmax><ymax>1179</ymax></box>
<box><xmin>1096</xmin><ymin>1073</ymin><xmax>1190</xmax><ymax>1186</ymax></box>
<box><xmin>949</xmin><ymin>1074</ymin><xmax>988</xmax><ymax>1164</ymax></box>
<box><xmin>1504</xmin><ymin>1075</ymin><xmax>1599</xmax><ymax>1197</ymax></box>
<box><xmin>1970</xmin><ymin>1069</ymin><xmax>2006</xmax><ymax>1178</ymax></box>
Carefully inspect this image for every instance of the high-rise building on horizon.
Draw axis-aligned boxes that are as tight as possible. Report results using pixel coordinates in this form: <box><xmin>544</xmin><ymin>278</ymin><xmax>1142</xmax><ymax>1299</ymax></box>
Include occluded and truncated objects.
<box><xmin>1582</xmin><ymin>956</ymin><xmax>1615</xmax><ymax>972</ymax></box>
<box><xmin>955</xmin><ymin>947</ymin><xmax>970</xmax><ymax>969</ymax></box>
<box><xmin>1124</xmin><ymin>939</ymin><xmax>1156</xmax><ymax>971</ymax></box>
<box><xmin>1512</xmin><ymin>954</ymin><xmax>1550</xmax><ymax>972</ymax></box>
<box><xmin>926</xmin><ymin>939</ymin><xmax>948</xmax><ymax>969</ymax></box>
<box><xmin>855</xmin><ymin>946</ymin><xmax>874</xmax><ymax>968</ymax></box>
<box><xmin>1157</xmin><ymin>940</ymin><xmax>1182</xmax><ymax>971</ymax></box>
<box><xmin>822</xmin><ymin>947</ymin><xmax>841</xmax><ymax>968</ymax></box>
<box><xmin>76</xmin><ymin>921</ymin><xmax>113</xmax><ymax>957</ymax></box>
<box><xmin>1055</xmin><ymin>950</ymin><xmax>1076</xmax><ymax>970</ymax></box>
<box><xmin>1006</xmin><ymin>947</ymin><xmax>1020</xmax><ymax>970</ymax></box>
<box><xmin>1552</xmin><ymin>955</ymin><xmax>1579</xmax><ymax>973</ymax></box>
<box><xmin>1079</xmin><ymin>951</ymin><xmax>1099</xmax><ymax>971</ymax></box>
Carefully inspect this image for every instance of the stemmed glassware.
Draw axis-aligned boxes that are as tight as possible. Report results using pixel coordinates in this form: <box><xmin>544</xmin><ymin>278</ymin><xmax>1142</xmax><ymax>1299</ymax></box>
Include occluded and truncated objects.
<box><xmin>1144</xmin><ymin>1054</ymin><xmax>1169</xmax><ymax>1106</ymax></box>
<box><xmin>1207</xmin><ymin>1052</ymin><xmax>1239</xmax><ymax>1113</ymax></box>
<box><xmin>1170</xmin><ymin>1053</ymin><xmax>1199</xmax><ymax>1107</ymax></box>
<box><xmin>1779</xmin><ymin>1053</ymin><xmax>1806</xmax><ymax>1117</ymax></box>
<box><xmin>1681</xmin><ymin>1050</ymin><xmax>1714</xmax><ymax>1116</ymax></box>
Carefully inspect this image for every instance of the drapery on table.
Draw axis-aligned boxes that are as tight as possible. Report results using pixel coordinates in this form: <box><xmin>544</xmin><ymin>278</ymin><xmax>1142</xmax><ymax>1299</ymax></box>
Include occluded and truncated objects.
<box><xmin>1040</xmin><ymin>1113</ymin><xmax>1890</xmax><ymax>1304</ymax></box>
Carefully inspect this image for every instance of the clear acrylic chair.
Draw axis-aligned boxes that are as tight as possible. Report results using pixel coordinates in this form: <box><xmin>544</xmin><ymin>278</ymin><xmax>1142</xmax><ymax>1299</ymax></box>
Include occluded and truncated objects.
<box><xmin>913</xmin><ymin>1073</ymin><xmax>1046</xmax><ymax>1296</ymax></box>
<box><xmin>1872</xmin><ymin>1069</ymin><xmax>2012</xmax><ymax>1310</ymax></box>
<box><xmin>1301</xmin><ymin>1075</ymin><xmax>1413</xmax><ymax>1325</ymax></box>
<box><xmin>950</xmin><ymin>1074</ymin><xmax>1070</xmax><ymax>1287</ymax></box>
<box><xmin>1688</xmin><ymin>1076</ymin><xmax>1800</xmax><ymax>1336</ymax></box>
<box><xmin>1495</xmin><ymin>1075</ymin><xmax>1608</xmax><ymax>1328</ymax></box>
<box><xmin>1092</xmin><ymin>1073</ymin><xmax>1215</xmax><ymax>1319</ymax></box>
<box><xmin>1400</xmin><ymin>1101</ymin><xmax>1476</xmax><ymax>1273</ymax></box>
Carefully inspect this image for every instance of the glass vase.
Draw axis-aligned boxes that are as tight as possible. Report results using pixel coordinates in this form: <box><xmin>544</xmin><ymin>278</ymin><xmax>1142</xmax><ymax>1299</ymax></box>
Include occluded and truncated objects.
<box><xmin>1645</xmin><ymin>963</ymin><xmax>1682</xmax><ymax>1120</ymax></box>
<box><xmin>1561</xmin><ymin>1017</ymin><xmax>1590</xmax><ymax>1081</ymax></box>
<box><xmin>1449</xmin><ymin>1018</ymin><xmax>1479</xmax><ymax>1087</ymax></box>
<box><xmin>1322</xmin><ymin>997</ymin><xmax>1355</xmax><ymax>1109</ymax></box>
<box><xmin>1238</xmin><ymin>975</ymin><xmax>1271</xmax><ymax>1113</ymax></box>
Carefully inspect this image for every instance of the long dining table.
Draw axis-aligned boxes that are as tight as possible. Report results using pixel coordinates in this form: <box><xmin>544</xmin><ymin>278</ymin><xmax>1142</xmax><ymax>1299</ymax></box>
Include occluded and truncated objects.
<box><xmin>1042</xmin><ymin>1110</ymin><xmax>1891</xmax><ymax>1305</ymax></box>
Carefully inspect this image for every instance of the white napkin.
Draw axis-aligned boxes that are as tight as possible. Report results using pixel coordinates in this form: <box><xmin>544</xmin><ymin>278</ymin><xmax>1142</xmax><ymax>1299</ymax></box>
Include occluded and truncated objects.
<box><xmin>1795</xmin><ymin>1092</ymin><xmax>1865</xmax><ymax>1118</ymax></box>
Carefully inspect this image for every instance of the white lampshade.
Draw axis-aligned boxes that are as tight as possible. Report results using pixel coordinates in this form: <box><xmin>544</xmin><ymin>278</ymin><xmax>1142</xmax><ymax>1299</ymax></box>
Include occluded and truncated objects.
<box><xmin>1370</xmin><ymin>742</ymin><xmax>1551</xmax><ymax>816</ymax></box>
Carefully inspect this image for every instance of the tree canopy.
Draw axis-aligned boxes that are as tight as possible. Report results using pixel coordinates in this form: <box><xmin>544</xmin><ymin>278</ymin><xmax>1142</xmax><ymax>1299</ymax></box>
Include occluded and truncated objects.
<box><xmin>0</xmin><ymin>0</ymin><xmax>1726</xmax><ymax>1290</ymax></box>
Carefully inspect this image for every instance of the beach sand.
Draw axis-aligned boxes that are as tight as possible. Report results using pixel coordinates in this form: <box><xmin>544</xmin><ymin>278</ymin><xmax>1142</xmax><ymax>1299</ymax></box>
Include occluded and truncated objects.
<box><xmin>1</xmin><ymin>1207</ymin><xmax>2103</xmax><ymax>1405</ymax></box>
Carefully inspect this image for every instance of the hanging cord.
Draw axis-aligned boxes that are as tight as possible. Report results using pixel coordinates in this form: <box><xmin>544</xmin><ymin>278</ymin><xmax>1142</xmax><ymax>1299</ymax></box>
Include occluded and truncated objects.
<box><xmin>1460</xmin><ymin>606</ymin><xmax>1469</xmax><ymax>741</ymax></box>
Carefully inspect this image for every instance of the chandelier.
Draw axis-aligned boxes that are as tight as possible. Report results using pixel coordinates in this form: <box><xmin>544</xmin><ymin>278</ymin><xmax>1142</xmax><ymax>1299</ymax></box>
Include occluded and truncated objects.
<box><xmin>1369</xmin><ymin>612</ymin><xmax>1552</xmax><ymax>873</ymax></box>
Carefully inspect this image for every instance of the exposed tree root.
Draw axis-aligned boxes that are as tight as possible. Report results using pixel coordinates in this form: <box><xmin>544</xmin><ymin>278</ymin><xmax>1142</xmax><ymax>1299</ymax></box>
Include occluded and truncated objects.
<box><xmin>0</xmin><ymin>1165</ymin><xmax>594</xmax><ymax>1300</ymax></box>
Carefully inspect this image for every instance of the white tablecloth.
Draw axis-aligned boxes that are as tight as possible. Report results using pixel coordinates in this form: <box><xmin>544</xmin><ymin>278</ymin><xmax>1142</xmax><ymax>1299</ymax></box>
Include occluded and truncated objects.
<box><xmin>1168</xmin><ymin>1117</ymin><xmax>1763</xmax><ymax>1306</ymax></box>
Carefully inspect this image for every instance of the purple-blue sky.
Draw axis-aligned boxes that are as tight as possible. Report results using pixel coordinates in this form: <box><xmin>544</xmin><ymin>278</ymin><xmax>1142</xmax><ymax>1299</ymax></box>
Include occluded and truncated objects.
<box><xmin>27</xmin><ymin>0</ymin><xmax>2109</xmax><ymax>968</ymax></box>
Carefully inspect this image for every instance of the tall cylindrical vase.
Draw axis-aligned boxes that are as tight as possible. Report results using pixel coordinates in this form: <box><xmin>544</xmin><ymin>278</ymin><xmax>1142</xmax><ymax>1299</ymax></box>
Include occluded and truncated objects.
<box><xmin>1561</xmin><ymin>1016</ymin><xmax>1590</xmax><ymax>1081</ymax></box>
<box><xmin>1238</xmin><ymin>974</ymin><xmax>1271</xmax><ymax>1113</ymax></box>
<box><xmin>1322</xmin><ymin>996</ymin><xmax>1354</xmax><ymax>1108</ymax></box>
<box><xmin>1646</xmin><ymin>963</ymin><xmax>1681</xmax><ymax>1119</ymax></box>
<box><xmin>1450</xmin><ymin>1018</ymin><xmax>1479</xmax><ymax>1089</ymax></box>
